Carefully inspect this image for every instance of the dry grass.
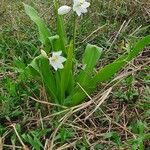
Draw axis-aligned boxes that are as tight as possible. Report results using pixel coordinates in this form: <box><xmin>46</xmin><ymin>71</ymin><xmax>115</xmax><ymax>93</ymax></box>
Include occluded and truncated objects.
<box><xmin>0</xmin><ymin>0</ymin><xmax>150</xmax><ymax>149</ymax></box>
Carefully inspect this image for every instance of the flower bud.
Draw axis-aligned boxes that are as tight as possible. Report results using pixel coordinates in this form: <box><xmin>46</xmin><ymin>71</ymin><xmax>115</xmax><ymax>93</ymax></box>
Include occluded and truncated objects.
<box><xmin>41</xmin><ymin>50</ymin><xmax>48</xmax><ymax>58</ymax></box>
<box><xmin>58</xmin><ymin>5</ymin><xmax>71</xmax><ymax>15</ymax></box>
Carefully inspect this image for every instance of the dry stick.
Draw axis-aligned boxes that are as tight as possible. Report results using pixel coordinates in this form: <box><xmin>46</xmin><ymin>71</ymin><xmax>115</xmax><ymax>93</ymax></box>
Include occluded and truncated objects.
<box><xmin>42</xmin><ymin>108</ymin><xmax>70</xmax><ymax>120</ymax></box>
<box><xmin>59</xmin><ymin>101</ymin><xmax>92</xmax><ymax>122</ymax></box>
<box><xmin>73</xmin><ymin>114</ymin><xmax>91</xmax><ymax>129</ymax></box>
<box><xmin>1</xmin><ymin>129</ymin><xmax>12</xmax><ymax>140</ymax></box>
<box><xmin>49</xmin><ymin>110</ymin><xmax>73</xmax><ymax>150</ymax></box>
<box><xmin>44</xmin><ymin>139</ymin><xmax>49</xmax><ymax>150</ymax></box>
<box><xmin>121</xmin><ymin>19</ymin><xmax>132</xmax><ymax>33</ymax></box>
<box><xmin>77</xmin><ymin>24</ymin><xmax>107</xmax><ymax>45</ymax></box>
<box><xmin>11</xmin><ymin>124</ymin><xmax>29</xmax><ymax>150</ymax></box>
<box><xmin>122</xmin><ymin>105</ymin><xmax>128</xmax><ymax>140</ymax></box>
<box><xmin>145</xmin><ymin>8</ymin><xmax>150</xmax><ymax>17</ymax></box>
<box><xmin>56</xmin><ymin>140</ymin><xmax>79</xmax><ymax>150</ymax></box>
<box><xmin>0</xmin><ymin>137</ymin><xmax>3</xmax><ymax>150</ymax></box>
<box><xmin>111</xmin><ymin>60</ymin><xmax>150</xmax><ymax>83</ymax></box>
<box><xmin>30</xmin><ymin>96</ymin><xmax>67</xmax><ymax>109</ymax></box>
<box><xmin>39</xmin><ymin>110</ymin><xmax>44</xmax><ymax>136</ymax></box>
<box><xmin>60</xmin><ymin>83</ymin><xmax>112</xmax><ymax>123</ymax></box>
<box><xmin>84</xmin><ymin>87</ymin><xmax>112</xmax><ymax>120</ymax></box>
<box><xmin>130</xmin><ymin>25</ymin><xmax>142</xmax><ymax>36</ymax></box>
<box><xmin>2</xmin><ymin>144</ymin><xmax>22</xmax><ymax>149</ymax></box>
<box><xmin>100</xmin><ymin>109</ymin><xmax>136</xmax><ymax>139</ymax></box>
<box><xmin>45</xmin><ymin>61</ymin><xmax>148</xmax><ymax>148</ymax></box>
<box><xmin>77</xmin><ymin>82</ymin><xmax>92</xmax><ymax>99</ymax></box>
<box><xmin>72</xmin><ymin>84</ymin><xmax>110</xmax><ymax>123</ymax></box>
<box><xmin>106</xmin><ymin>20</ymin><xmax>127</xmax><ymax>53</ymax></box>
<box><xmin>64</xmin><ymin>123</ymin><xmax>104</xmax><ymax>137</ymax></box>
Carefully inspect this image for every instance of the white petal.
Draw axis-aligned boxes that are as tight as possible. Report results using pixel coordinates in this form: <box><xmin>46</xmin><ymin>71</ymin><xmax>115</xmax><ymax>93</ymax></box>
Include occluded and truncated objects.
<box><xmin>49</xmin><ymin>58</ymin><xmax>55</xmax><ymax>66</ymax></box>
<box><xmin>58</xmin><ymin>5</ymin><xmax>71</xmax><ymax>15</ymax></box>
<box><xmin>53</xmin><ymin>62</ymin><xmax>64</xmax><ymax>70</ymax></box>
<box><xmin>82</xmin><ymin>2</ymin><xmax>90</xmax><ymax>8</ymax></box>
<box><xmin>53</xmin><ymin>66</ymin><xmax>58</xmax><ymax>71</ymax></box>
<box><xmin>57</xmin><ymin>63</ymin><xmax>64</xmax><ymax>69</ymax></box>
<box><xmin>52</xmin><ymin>51</ymin><xmax>62</xmax><ymax>57</ymax></box>
<box><xmin>50</xmin><ymin>61</ymin><xmax>59</xmax><ymax>70</ymax></box>
<box><xmin>49</xmin><ymin>51</ymin><xmax>66</xmax><ymax>71</ymax></box>
<box><xmin>81</xmin><ymin>5</ymin><xmax>87</xmax><ymax>13</ymax></box>
<box><xmin>73</xmin><ymin>6</ymin><xmax>82</xmax><ymax>16</ymax></box>
<box><xmin>73</xmin><ymin>0</ymin><xmax>79</xmax><ymax>5</ymax></box>
<box><xmin>59</xmin><ymin>56</ymin><xmax>66</xmax><ymax>63</ymax></box>
<box><xmin>73</xmin><ymin>0</ymin><xmax>90</xmax><ymax>16</ymax></box>
<box><xmin>76</xmin><ymin>10</ymin><xmax>82</xmax><ymax>16</ymax></box>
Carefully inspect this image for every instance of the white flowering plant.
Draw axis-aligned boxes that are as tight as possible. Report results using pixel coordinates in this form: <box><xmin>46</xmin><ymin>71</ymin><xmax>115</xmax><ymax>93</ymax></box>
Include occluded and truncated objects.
<box><xmin>24</xmin><ymin>0</ymin><xmax>150</xmax><ymax>106</ymax></box>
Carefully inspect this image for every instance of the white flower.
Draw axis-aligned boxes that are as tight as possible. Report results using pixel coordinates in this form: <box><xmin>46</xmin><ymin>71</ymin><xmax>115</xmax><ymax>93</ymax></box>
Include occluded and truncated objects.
<box><xmin>73</xmin><ymin>0</ymin><xmax>90</xmax><ymax>16</ymax></box>
<box><xmin>58</xmin><ymin>5</ymin><xmax>71</xmax><ymax>15</ymax></box>
<box><xmin>49</xmin><ymin>51</ymin><xmax>66</xmax><ymax>71</ymax></box>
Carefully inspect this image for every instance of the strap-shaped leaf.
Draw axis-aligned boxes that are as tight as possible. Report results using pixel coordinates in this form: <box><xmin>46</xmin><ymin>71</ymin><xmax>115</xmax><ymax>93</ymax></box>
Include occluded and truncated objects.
<box><xmin>48</xmin><ymin>35</ymin><xmax>61</xmax><ymax>51</ymax></box>
<box><xmin>77</xmin><ymin>44</ymin><xmax>102</xmax><ymax>85</ymax></box>
<box><xmin>61</xmin><ymin>41</ymin><xmax>74</xmax><ymax>102</ymax></box>
<box><xmin>53</xmin><ymin>0</ymin><xmax>67</xmax><ymax>54</ymax></box>
<box><xmin>67</xmin><ymin>35</ymin><xmax>150</xmax><ymax>106</ymax></box>
<box><xmin>83</xmin><ymin>44</ymin><xmax>102</xmax><ymax>70</ymax></box>
<box><xmin>24</xmin><ymin>4</ymin><xmax>51</xmax><ymax>45</ymax></box>
<box><xmin>28</xmin><ymin>55</ymin><xmax>58</xmax><ymax>102</ymax></box>
<box><xmin>92</xmin><ymin>35</ymin><xmax>150</xmax><ymax>85</ymax></box>
<box><xmin>38</xmin><ymin>57</ymin><xmax>58</xmax><ymax>102</ymax></box>
<box><xmin>28</xmin><ymin>55</ymin><xmax>43</xmax><ymax>76</ymax></box>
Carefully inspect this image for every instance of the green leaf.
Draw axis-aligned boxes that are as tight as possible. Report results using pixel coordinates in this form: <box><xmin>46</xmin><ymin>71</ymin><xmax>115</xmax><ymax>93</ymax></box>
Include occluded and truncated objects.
<box><xmin>53</xmin><ymin>0</ymin><xmax>67</xmax><ymax>54</ymax></box>
<box><xmin>67</xmin><ymin>35</ymin><xmax>150</xmax><ymax>106</ymax></box>
<box><xmin>28</xmin><ymin>55</ymin><xmax>58</xmax><ymax>103</ymax></box>
<box><xmin>92</xmin><ymin>35</ymin><xmax>150</xmax><ymax>85</ymax></box>
<box><xmin>127</xmin><ymin>35</ymin><xmax>150</xmax><ymax>61</ymax></box>
<box><xmin>91</xmin><ymin>57</ymin><xmax>127</xmax><ymax>87</ymax></box>
<box><xmin>83</xmin><ymin>44</ymin><xmax>102</xmax><ymax>70</ymax></box>
<box><xmin>61</xmin><ymin>41</ymin><xmax>74</xmax><ymax>103</ymax></box>
<box><xmin>77</xmin><ymin>44</ymin><xmax>102</xmax><ymax>85</ymax></box>
<box><xmin>24</xmin><ymin>4</ymin><xmax>51</xmax><ymax>48</ymax></box>
<box><xmin>66</xmin><ymin>71</ymin><xmax>74</xmax><ymax>95</ymax></box>
<box><xmin>38</xmin><ymin>56</ymin><xmax>58</xmax><ymax>102</ymax></box>
<box><xmin>48</xmin><ymin>35</ymin><xmax>61</xmax><ymax>51</ymax></box>
<box><xmin>28</xmin><ymin>55</ymin><xmax>43</xmax><ymax>76</ymax></box>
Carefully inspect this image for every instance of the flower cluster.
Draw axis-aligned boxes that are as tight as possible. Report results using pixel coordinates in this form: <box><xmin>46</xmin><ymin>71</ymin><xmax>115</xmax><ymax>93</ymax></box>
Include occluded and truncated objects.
<box><xmin>58</xmin><ymin>0</ymin><xmax>90</xmax><ymax>16</ymax></box>
<box><xmin>46</xmin><ymin>0</ymin><xmax>90</xmax><ymax>71</ymax></box>
<box><xmin>41</xmin><ymin>1</ymin><xmax>90</xmax><ymax>71</ymax></box>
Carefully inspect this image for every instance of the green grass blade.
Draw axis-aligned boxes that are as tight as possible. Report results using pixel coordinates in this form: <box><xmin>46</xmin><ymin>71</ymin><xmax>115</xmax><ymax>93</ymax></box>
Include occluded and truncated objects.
<box><xmin>24</xmin><ymin>4</ymin><xmax>51</xmax><ymax>48</ymax></box>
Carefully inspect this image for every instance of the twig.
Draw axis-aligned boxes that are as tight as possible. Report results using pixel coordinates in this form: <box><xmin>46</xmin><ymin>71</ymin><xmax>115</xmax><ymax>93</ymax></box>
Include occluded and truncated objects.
<box><xmin>11</xmin><ymin>124</ymin><xmax>29</xmax><ymax>150</ymax></box>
